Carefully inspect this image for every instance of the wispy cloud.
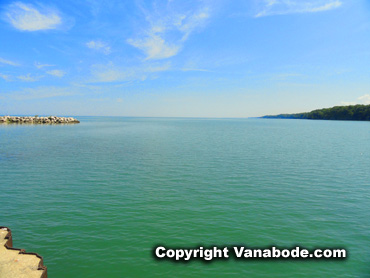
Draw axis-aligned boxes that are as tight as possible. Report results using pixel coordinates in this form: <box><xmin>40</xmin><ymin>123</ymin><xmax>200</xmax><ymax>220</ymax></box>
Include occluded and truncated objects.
<box><xmin>35</xmin><ymin>62</ymin><xmax>54</xmax><ymax>69</ymax></box>
<box><xmin>358</xmin><ymin>94</ymin><xmax>370</xmax><ymax>104</ymax></box>
<box><xmin>341</xmin><ymin>94</ymin><xmax>370</xmax><ymax>106</ymax></box>
<box><xmin>1</xmin><ymin>72</ymin><xmax>43</xmax><ymax>82</ymax></box>
<box><xmin>181</xmin><ymin>68</ymin><xmax>213</xmax><ymax>72</ymax></box>
<box><xmin>340</xmin><ymin>101</ymin><xmax>356</xmax><ymax>105</ymax></box>
<box><xmin>89</xmin><ymin>61</ymin><xmax>170</xmax><ymax>83</ymax></box>
<box><xmin>0</xmin><ymin>73</ymin><xmax>12</xmax><ymax>81</ymax></box>
<box><xmin>127</xmin><ymin>35</ymin><xmax>180</xmax><ymax>60</ymax></box>
<box><xmin>5</xmin><ymin>86</ymin><xmax>75</xmax><ymax>100</ymax></box>
<box><xmin>46</xmin><ymin>69</ymin><xmax>66</xmax><ymax>77</ymax></box>
<box><xmin>86</xmin><ymin>40</ymin><xmax>111</xmax><ymax>55</ymax></box>
<box><xmin>4</xmin><ymin>2</ymin><xmax>62</xmax><ymax>31</ymax></box>
<box><xmin>271</xmin><ymin>72</ymin><xmax>305</xmax><ymax>81</ymax></box>
<box><xmin>17</xmin><ymin>73</ymin><xmax>43</xmax><ymax>82</ymax></box>
<box><xmin>0</xmin><ymin>57</ymin><xmax>19</xmax><ymax>66</ymax></box>
<box><xmin>256</xmin><ymin>0</ymin><xmax>342</xmax><ymax>17</ymax></box>
<box><xmin>90</xmin><ymin>63</ymin><xmax>131</xmax><ymax>83</ymax></box>
<box><xmin>127</xmin><ymin>2</ymin><xmax>210</xmax><ymax>60</ymax></box>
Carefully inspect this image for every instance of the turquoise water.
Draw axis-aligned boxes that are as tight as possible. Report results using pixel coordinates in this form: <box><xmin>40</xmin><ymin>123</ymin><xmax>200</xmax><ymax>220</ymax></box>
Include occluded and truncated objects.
<box><xmin>1</xmin><ymin>117</ymin><xmax>369</xmax><ymax>277</ymax></box>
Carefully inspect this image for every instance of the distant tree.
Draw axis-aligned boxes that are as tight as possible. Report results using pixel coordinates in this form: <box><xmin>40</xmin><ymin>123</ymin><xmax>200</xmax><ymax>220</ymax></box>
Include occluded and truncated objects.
<box><xmin>262</xmin><ymin>104</ymin><xmax>370</xmax><ymax>121</ymax></box>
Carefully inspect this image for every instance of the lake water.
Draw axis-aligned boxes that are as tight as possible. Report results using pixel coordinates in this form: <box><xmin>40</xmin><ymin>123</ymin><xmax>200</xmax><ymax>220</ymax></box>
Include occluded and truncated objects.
<box><xmin>1</xmin><ymin>117</ymin><xmax>369</xmax><ymax>277</ymax></box>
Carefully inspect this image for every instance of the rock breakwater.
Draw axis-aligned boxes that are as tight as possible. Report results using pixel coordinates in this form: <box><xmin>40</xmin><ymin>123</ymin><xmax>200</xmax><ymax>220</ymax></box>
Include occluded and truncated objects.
<box><xmin>0</xmin><ymin>116</ymin><xmax>80</xmax><ymax>124</ymax></box>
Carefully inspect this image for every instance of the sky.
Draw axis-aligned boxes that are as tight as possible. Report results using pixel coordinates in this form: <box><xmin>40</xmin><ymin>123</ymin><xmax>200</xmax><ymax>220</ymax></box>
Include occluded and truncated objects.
<box><xmin>0</xmin><ymin>0</ymin><xmax>370</xmax><ymax>117</ymax></box>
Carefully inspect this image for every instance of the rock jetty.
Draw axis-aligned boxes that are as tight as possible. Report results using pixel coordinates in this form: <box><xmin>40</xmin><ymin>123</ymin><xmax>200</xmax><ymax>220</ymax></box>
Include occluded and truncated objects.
<box><xmin>0</xmin><ymin>116</ymin><xmax>80</xmax><ymax>124</ymax></box>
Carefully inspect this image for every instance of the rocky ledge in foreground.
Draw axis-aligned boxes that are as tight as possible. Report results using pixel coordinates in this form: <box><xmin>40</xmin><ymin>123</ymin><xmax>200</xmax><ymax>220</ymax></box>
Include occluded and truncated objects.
<box><xmin>0</xmin><ymin>226</ymin><xmax>47</xmax><ymax>278</ymax></box>
<box><xmin>0</xmin><ymin>116</ymin><xmax>80</xmax><ymax>124</ymax></box>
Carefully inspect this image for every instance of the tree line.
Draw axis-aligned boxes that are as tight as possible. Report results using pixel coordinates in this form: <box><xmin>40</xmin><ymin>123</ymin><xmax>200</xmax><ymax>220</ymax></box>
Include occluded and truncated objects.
<box><xmin>262</xmin><ymin>104</ymin><xmax>370</xmax><ymax>121</ymax></box>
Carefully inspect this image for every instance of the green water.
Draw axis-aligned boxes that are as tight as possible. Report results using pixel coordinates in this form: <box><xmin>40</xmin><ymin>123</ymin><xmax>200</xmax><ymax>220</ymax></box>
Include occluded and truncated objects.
<box><xmin>1</xmin><ymin>117</ymin><xmax>369</xmax><ymax>277</ymax></box>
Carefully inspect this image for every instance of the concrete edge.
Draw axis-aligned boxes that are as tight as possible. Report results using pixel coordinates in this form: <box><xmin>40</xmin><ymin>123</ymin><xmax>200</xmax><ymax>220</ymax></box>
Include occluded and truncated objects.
<box><xmin>0</xmin><ymin>226</ymin><xmax>47</xmax><ymax>278</ymax></box>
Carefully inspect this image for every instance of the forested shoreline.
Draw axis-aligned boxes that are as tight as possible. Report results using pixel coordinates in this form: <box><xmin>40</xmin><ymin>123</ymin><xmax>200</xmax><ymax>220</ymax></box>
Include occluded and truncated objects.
<box><xmin>262</xmin><ymin>105</ymin><xmax>370</xmax><ymax>121</ymax></box>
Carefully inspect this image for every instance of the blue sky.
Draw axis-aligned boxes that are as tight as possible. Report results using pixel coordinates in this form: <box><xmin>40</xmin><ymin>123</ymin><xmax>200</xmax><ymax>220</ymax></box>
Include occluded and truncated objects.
<box><xmin>0</xmin><ymin>0</ymin><xmax>370</xmax><ymax>117</ymax></box>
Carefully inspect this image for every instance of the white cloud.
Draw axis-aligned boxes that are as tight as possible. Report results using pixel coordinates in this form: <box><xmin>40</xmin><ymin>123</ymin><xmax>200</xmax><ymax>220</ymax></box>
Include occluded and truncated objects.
<box><xmin>177</xmin><ymin>9</ymin><xmax>210</xmax><ymax>41</ymax></box>
<box><xmin>341</xmin><ymin>94</ymin><xmax>370</xmax><ymax>106</ymax></box>
<box><xmin>0</xmin><ymin>57</ymin><xmax>19</xmax><ymax>66</ymax></box>
<box><xmin>4</xmin><ymin>2</ymin><xmax>62</xmax><ymax>31</ymax></box>
<box><xmin>358</xmin><ymin>94</ymin><xmax>370</xmax><ymax>104</ymax></box>
<box><xmin>256</xmin><ymin>0</ymin><xmax>342</xmax><ymax>17</ymax></box>
<box><xmin>46</xmin><ymin>69</ymin><xmax>66</xmax><ymax>77</ymax></box>
<box><xmin>89</xmin><ymin>62</ymin><xmax>170</xmax><ymax>83</ymax></box>
<box><xmin>91</xmin><ymin>65</ymin><xmax>129</xmax><ymax>83</ymax></box>
<box><xmin>307</xmin><ymin>1</ymin><xmax>342</xmax><ymax>12</ymax></box>
<box><xmin>86</xmin><ymin>40</ymin><xmax>111</xmax><ymax>55</ymax></box>
<box><xmin>17</xmin><ymin>73</ymin><xmax>43</xmax><ymax>82</ymax></box>
<box><xmin>127</xmin><ymin>3</ymin><xmax>210</xmax><ymax>60</ymax></box>
<box><xmin>145</xmin><ymin>63</ymin><xmax>172</xmax><ymax>73</ymax></box>
<box><xmin>340</xmin><ymin>101</ymin><xmax>356</xmax><ymax>106</ymax></box>
<box><xmin>0</xmin><ymin>73</ymin><xmax>12</xmax><ymax>81</ymax></box>
<box><xmin>181</xmin><ymin>68</ymin><xmax>212</xmax><ymax>72</ymax></box>
<box><xmin>35</xmin><ymin>62</ymin><xmax>54</xmax><ymax>69</ymax></box>
<box><xmin>271</xmin><ymin>73</ymin><xmax>305</xmax><ymax>81</ymax></box>
<box><xmin>5</xmin><ymin>86</ymin><xmax>74</xmax><ymax>100</ymax></box>
<box><xmin>266</xmin><ymin>0</ymin><xmax>278</xmax><ymax>7</ymax></box>
<box><xmin>127</xmin><ymin>35</ymin><xmax>179</xmax><ymax>60</ymax></box>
